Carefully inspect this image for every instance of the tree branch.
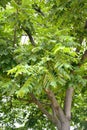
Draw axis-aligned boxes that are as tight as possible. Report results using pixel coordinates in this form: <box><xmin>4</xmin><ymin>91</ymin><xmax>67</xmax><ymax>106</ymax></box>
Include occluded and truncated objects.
<box><xmin>51</xmin><ymin>103</ymin><xmax>61</xmax><ymax>129</ymax></box>
<box><xmin>30</xmin><ymin>93</ymin><xmax>52</xmax><ymax>119</ymax></box>
<box><xmin>44</xmin><ymin>89</ymin><xmax>66</xmax><ymax>123</ymax></box>
<box><xmin>13</xmin><ymin>25</ymin><xmax>16</xmax><ymax>46</ymax></box>
<box><xmin>81</xmin><ymin>50</ymin><xmax>87</xmax><ymax>62</ymax></box>
<box><xmin>32</xmin><ymin>4</ymin><xmax>44</xmax><ymax>16</ymax></box>
<box><xmin>84</xmin><ymin>20</ymin><xmax>87</xmax><ymax>29</ymax></box>
<box><xmin>17</xmin><ymin>98</ymin><xmax>33</xmax><ymax>103</ymax></box>
<box><xmin>64</xmin><ymin>87</ymin><xmax>74</xmax><ymax>120</ymax></box>
<box><xmin>29</xmin><ymin>93</ymin><xmax>59</xmax><ymax>126</ymax></box>
<box><xmin>22</xmin><ymin>27</ymin><xmax>36</xmax><ymax>46</ymax></box>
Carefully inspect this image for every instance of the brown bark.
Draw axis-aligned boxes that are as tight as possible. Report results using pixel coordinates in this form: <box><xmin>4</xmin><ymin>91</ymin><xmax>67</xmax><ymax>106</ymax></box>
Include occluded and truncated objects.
<box><xmin>44</xmin><ymin>89</ymin><xmax>66</xmax><ymax>122</ymax></box>
<box><xmin>61</xmin><ymin>121</ymin><xmax>70</xmax><ymax>130</ymax></box>
<box><xmin>45</xmin><ymin>88</ymin><xmax>74</xmax><ymax>130</ymax></box>
<box><xmin>22</xmin><ymin>27</ymin><xmax>36</xmax><ymax>46</ymax></box>
<box><xmin>81</xmin><ymin>50</ymin><xmax>87</xmax><ymax>62</ymax></box>
<box><xmin>84</xmin><ymin>20</ymin><xmax>87</xmax><ymax>29</ymax></box>
<box><xmin>28</xmin><ymin>87</ymin><xmax>74</xmax><ymax>130</ymax></box>
<box><xmin>29</xmin><ymin>93</ymin><xmax>59</xmax><ymax>126</ymax></box>
<box><xmin>64</xmin><ymin>87</ymin><xmax>74</xmax><ymax>120</ymax></box>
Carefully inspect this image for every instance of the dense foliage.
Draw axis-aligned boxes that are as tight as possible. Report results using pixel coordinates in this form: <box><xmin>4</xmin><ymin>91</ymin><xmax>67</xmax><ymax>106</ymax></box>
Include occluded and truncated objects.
<box><xmin>0</xmin><ymin>0</ymin><xmax>87</xmax><ymax>130</ymax></box>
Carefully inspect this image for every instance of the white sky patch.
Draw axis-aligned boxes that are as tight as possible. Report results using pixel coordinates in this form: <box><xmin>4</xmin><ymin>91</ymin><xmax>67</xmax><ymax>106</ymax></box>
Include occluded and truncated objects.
<box><xmin>82</xmin><ymin>38</ymin><xmax>86</xmax><ymax>47</ymax></box>
<box><xmin>21</xmin><ymin>35</ymin><xmax>29</xmax><ymax>44</ymax></box>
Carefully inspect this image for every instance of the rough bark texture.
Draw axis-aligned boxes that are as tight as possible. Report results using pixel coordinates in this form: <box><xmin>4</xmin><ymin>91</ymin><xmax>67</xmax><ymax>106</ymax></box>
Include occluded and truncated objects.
<box><xmin>64</xmin><ymin>87</ymin><xmax>74</xmax><ymax>120</ymax></box>
<box><xmin>44</xmin><ymin>88</ymin><xmax>73</xmax><ymax>130</ymax></box>
<box><xmin>28</xmin><ymin>87</ymin><xmax>74</xmax><ymax>130</ymax></box>
<box><xmin>61</xmin><ymin>121</ymin><xmax>70</xmax><ymax>130</ymax></box>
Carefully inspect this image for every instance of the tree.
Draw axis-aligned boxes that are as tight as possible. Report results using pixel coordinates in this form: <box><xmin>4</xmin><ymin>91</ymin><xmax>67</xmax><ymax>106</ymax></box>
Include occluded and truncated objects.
<box><xmin>0</xmin><ymin>0</ymin><xmax>87</xmax><ymax>130</ymax></box>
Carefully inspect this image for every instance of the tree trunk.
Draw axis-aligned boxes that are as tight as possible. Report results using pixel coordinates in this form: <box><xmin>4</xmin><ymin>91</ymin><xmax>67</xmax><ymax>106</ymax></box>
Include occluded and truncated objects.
<box><xmin>61</xmin><ymin>121</ymin><xmax>70</xmax><ymax>130</ymax></box>
<box><xmin>29</xmin><ymin>87</ymin><xmax>74</xmax><ymax>130</ymax></box>
<box><xmin>56</xmin><ymin>120</ymin><xmax>70</xmax><ymax>130</ymax></box>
